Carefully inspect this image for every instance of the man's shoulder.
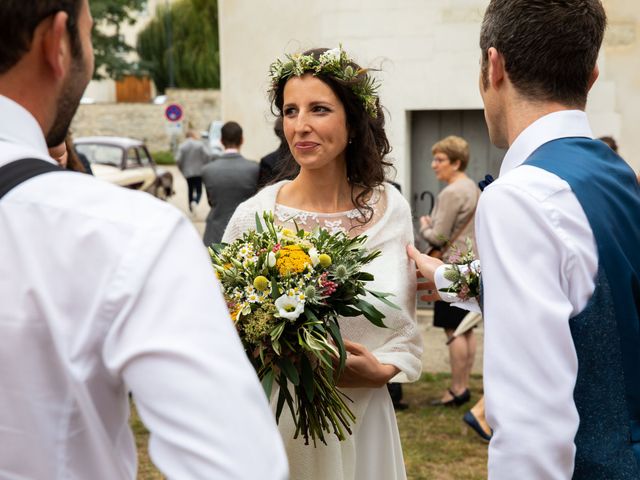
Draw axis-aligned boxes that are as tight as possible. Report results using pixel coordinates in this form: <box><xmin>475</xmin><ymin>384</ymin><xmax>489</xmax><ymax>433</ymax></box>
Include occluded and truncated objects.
<box><xmin>240</xmin><ymin>156</ymin><xmax>259</xmax><ymax>170</ymax></box>
<box><xmin>24</xmin><ymin>170</ymin><xmax>182</xmax><ymax>228</ymax></box>
<box><xmin>217</xmin><ymin>154</ymin><xmax>258</xmax><ymax>169</ymax></box>
<box><xmin>489</xmin><ymin>164</ymin><xmax>571</xmax><ymax>204</ymax></box>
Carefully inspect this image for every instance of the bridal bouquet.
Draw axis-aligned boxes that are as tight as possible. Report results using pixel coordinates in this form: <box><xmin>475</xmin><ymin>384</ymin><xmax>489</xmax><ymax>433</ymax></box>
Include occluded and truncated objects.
<box><xmin>209</xmin><ymin>212</ymin><xmax>396</xmax><ymax>445</ymax></box>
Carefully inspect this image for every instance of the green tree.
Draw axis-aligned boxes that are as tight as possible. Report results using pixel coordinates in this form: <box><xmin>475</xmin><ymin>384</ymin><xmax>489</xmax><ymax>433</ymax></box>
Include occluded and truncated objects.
<box><xmin>90</xmin><ymin>0</ymin><xmax>145</xmax><ymax>80</ymax></box>
<box><xmin>137</xmin><ymin>0</ymin><xmax>220</xmax><ymax>92</ymax></box>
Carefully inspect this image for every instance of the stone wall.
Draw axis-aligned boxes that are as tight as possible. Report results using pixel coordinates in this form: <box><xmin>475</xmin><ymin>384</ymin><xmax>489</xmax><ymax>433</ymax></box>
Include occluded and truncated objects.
<box><xmin>71</xmin><ymin>89</ymin><xmax>221</xmax><ymax>152</ymax></box>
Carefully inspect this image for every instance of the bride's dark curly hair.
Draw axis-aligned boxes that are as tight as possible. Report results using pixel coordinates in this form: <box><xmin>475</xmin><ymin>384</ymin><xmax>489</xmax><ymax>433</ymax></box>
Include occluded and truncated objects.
<box><xmin>269</xmin><ymin>48</ymin><xmax>392</xmax><ymax>225</ymax></box>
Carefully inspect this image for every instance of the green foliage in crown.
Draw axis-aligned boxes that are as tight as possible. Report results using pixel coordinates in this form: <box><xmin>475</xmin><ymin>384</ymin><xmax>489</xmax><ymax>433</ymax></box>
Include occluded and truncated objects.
<box><xmin>269</xmin><ymin>45</ymin><xmax>380</xmax><ymax>118</ymax></box>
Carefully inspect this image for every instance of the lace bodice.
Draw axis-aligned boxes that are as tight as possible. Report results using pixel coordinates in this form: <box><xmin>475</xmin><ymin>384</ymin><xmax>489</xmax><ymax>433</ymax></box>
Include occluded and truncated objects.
<box><xmin>273</xmin><ymin>188</ymin><xmax>386</xmax><ymax>237</ymax></box>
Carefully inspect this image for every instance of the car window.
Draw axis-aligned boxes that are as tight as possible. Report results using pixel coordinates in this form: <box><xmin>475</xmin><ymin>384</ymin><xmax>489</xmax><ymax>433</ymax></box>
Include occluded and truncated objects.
<box><xmin>74</xmin><ymin>144</ymin><xmax>122</xmax><ymax>167</ymax></box>
<box><xmin>126</xmin><ymin>148</ymin><xmax>141</xmax><ymax>168</ymax></box>
<box><xmin>138</xmin><ymin>147</ymin><xmax>152</xmax><ymax>166</ymax></box>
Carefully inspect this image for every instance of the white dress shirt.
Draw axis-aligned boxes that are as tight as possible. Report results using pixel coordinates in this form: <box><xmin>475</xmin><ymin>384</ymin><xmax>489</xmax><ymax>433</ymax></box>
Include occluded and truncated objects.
<box><xmin>436</xmin><ymin>110</ymin><xmax>598</xmax><ymax>479</ymax></box>
<box><xmin>0</xmin><ymin>95</ymin><xmax>288</xmax><ymax>479</ymax></box>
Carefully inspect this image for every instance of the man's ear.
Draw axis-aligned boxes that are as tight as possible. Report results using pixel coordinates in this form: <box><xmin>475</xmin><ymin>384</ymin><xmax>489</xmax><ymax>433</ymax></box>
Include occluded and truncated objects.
<box><xmin>487</xmin><ymin>47</ymin><xmax>505</xmax><ymax>90</ymax></box>
<box><xmin>41</xmin><ymin>11</ymin><xmax>71</xmax><ymax>80</ymax></box>
<box><xmin>587</xmin><ymin>64</ymin><xmax>600</xmax><ymax>92</ymax></box>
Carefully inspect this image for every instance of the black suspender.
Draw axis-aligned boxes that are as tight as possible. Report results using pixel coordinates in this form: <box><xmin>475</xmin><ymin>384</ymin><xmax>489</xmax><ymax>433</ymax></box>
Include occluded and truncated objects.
<box><xmin>0</xmin><ymin>158</ymin><xmax>61</xmax><ymax>200</ymax></box>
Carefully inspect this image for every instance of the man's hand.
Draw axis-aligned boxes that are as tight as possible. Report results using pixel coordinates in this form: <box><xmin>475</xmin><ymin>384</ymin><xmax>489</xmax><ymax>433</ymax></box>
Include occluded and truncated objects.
<box><xmin>336</xmin><ymin>341</ymin><xmax>399</xmax><ymax>388</ymax></box>
<box><xmin>48</xmin><ymin>141</ymin><xmax>68</xmax><ymax>168</ymax></box>
<box><xmin>406</xmin><ymin>244</ymin><xmax>443</xmax><ymax>302</ymax></box>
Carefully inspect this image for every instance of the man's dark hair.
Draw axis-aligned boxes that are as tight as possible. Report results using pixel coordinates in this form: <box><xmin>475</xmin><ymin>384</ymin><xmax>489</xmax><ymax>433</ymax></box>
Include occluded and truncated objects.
<box><xmin>480</xmin><ymin>0</ymin><xmax>607</xmax><ymax>108</ymax></box>
<box><xmin>273</xmin><ymin>117</ymin><xmax>284</xmax><ymax>142</ymax></box>
<box><xmin>599</xmin><ymin>136</ymin><xmax>618</xmax><ymax>152</ymax></box>
<box><xmin>0</xmin><ymin>0</ymin><xmax>83</xmax><ymax>75</ymax></box>
<box><xmin>221</xmin><ymin>121</ymin><xmax>243</xmax><ymax>148</ymax></box>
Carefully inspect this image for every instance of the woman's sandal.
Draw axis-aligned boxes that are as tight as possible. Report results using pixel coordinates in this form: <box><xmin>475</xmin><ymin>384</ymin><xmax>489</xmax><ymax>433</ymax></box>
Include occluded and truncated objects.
<box><xmin>430</xmin><ymin>388</ymin><xmax>471</xmax><ymax>407</ymax></box>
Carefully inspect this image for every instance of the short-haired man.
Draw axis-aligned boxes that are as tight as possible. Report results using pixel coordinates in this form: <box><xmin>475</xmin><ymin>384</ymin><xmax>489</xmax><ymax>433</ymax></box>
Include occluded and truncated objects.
<box><xmin>0</xmin><ymin>1</ymin><xmax>287</xmax><ymax>478</ymax></box>
<box><xmin>202</xmin><ymin>121</ymin><xmax>259</xmax><ymax>245</ymax></box>
<box><xmin>409</xmin><ymin>1</ymin><xmax>640</xmax><ymax>478</ymax></box>
<box><xmin>176</xmin><ymin>129</ymin><xmax>209</xmax><ymax>212</ymax></box>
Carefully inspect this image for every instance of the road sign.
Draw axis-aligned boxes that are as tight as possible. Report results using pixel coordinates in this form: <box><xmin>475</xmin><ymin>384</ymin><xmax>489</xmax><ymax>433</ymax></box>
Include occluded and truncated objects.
<box><xmin>165</xmin><ymin>121</ymin><xmax>183</xmax><ymax>135</ymax></box>
<box><xmin>164</xmin><ymin>103</ymin><xmax>183</xmax><ymax>122</ymax></box>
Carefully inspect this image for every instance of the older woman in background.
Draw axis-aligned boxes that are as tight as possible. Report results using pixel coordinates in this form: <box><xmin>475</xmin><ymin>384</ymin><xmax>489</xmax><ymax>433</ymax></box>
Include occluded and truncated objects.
<box><xmin>419</xmin><ymin>135</ymin><xmax>480</xmax><ymax>406</ymax></box>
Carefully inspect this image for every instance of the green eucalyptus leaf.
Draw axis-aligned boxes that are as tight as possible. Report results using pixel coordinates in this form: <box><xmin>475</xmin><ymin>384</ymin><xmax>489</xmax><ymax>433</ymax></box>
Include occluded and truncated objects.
<box><xmin>327</xmin><ymin>320</ymin><xmax>346</xmax><ymax>373</ymax></box>
<box><xmin>275</xmin><ymin>378</ymin><xmax>286</xmax><ymax>422</ymax></box>
<box><xmin>254</xmin><ymin>212</ymin><xmax>264</xmax><ymax>233</ymax></box>
<box><xmin>355</xmin><ymin>299</ymin><xmax>387</xmax><ymax>328</ymax></box>
<box><xmin>279</xmin><ymin>357</ymin><xmax>300</xmax><ymax>386</ymax></box>
<box><xmin>261</xmin><ymin>369</ymin><xmax>274</xmax><ymax>399</ymax></box>
<box><xmin>300</xmin><ymin>355</ymin><xmax>315</xmax><ymax>401</ymax></box>
<box><xmin>357</xmin><ymin>272</ymin><xmax>374</xmax><ymax>281</ymax></box>
<box><xmin>367</xmin><ymin>289</ymin><xmax>401</xmax><ymax>310</ymax></box>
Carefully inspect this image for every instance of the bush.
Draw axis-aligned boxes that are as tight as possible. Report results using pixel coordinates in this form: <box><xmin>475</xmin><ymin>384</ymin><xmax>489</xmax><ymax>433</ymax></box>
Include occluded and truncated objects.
<box><xmin>153</xmin><ymin>151</ymin><xmax>175</xmax><ymax>165</ymax></box>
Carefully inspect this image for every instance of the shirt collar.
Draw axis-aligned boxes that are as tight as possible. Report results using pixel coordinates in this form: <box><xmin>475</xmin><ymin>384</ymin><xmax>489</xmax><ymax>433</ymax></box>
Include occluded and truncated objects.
<box><xmin>0</xmin><ymin>95</ymin><xmax>50</xmax><ymax>158</ymax></box>
<box><xmin>224</xmin><ymin>148</ymin><xmax>239</xmax><ymax>154</ymax></box>
<box><xmin>499</xmin><ymin>110</ymin><xmax>593</xmax><ymax>177</ymax></box>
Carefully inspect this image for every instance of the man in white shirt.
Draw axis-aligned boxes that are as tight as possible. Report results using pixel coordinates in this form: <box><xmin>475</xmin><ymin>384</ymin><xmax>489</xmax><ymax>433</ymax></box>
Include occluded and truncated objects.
<box><xmin>408</xmin><ymin>0</ymin><xmax>640</xmax><ymax>478</ymax></box>
<box><xmin>0</xmin><ymin>1</ymin><xmax>287</xmax><ymax>478</ymax></box>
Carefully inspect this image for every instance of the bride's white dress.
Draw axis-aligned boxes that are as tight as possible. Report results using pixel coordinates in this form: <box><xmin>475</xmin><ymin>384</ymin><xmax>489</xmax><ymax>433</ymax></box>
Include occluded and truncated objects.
<box><xmin>223</xmin><ymin>181</ymin><xmax>423</xmax><ymax>480</ymax></box>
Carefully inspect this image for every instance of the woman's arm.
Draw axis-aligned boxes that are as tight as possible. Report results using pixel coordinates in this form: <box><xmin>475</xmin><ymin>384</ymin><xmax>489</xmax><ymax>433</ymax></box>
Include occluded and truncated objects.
<box><xmin>221</xmin><ymin>198</ymin><xmax>260</xmax><ymax>243</ymax></box>
<box><xmin>420</xmin><ymin>187</ymin><xmax>461</xmax><ymax>247</ymax></box>
<box><xmin>368</xmin><ymin>188</ymin><xmax>423</xmax><ymax>383</ymax></box>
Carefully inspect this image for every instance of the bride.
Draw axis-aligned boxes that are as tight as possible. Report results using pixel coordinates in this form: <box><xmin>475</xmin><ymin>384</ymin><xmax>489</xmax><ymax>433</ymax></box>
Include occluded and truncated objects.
<box><xmin>223</xmin><ymin>46</ymin><xmax>422</xmax><ymax>480</ymax></box>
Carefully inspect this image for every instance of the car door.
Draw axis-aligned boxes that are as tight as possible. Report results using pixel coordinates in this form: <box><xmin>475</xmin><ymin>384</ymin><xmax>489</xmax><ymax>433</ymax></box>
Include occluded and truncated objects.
<box><xmin>120</xmin><ymin>147</ymin><xmax>155</xmax><ymax>191</ymax></box>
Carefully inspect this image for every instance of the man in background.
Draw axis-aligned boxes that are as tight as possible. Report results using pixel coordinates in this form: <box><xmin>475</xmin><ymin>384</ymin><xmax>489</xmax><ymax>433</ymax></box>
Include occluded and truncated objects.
<box><xmin>202</xmin><ymin>121</ymin><xmax>259</xmax><ymax>245</ymax></box>
<box><xmin>176</xmin><ymin>129</ymin><xmax>209</xmax><ymax>212</ymax></box>
<box><xmin>258</xmin><ymin>117</ymin><xmax>292</xmax><ymax>188</ymax></box>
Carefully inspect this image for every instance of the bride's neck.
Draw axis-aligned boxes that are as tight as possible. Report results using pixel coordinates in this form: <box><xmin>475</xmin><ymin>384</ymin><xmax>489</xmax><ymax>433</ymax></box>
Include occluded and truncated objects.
<box><xmin>279</xmin><ymin>166</ymin><xmax>355</xmax><ymax>213</ymax></box>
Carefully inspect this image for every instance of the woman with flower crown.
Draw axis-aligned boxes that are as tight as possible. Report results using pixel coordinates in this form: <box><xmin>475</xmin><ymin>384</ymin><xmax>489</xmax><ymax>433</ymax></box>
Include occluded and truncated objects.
<box><xmin>222</xmin><ymin>46</ymin><xmax>422</xmax><ymax>480</ymax></box>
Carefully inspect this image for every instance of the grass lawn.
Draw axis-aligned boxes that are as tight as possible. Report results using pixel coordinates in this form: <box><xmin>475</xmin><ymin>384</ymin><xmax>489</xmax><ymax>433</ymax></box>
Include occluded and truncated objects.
<box><xmin>131</xmin><ymin>373</ymin><xmax>487</xmax><ymax>479</ymax></box>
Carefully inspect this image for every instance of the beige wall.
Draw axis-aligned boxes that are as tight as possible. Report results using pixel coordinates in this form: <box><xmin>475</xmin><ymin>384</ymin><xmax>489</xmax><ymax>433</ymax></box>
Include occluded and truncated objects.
<box><xmin>601</xmin><ymin>0</ymin><xmax>640</xmax><ymax>168</ymax></box>
<box><xmin>218</xmin><ymin>0</ymin><xmax>640</xmax><ymax>189</ymax></box>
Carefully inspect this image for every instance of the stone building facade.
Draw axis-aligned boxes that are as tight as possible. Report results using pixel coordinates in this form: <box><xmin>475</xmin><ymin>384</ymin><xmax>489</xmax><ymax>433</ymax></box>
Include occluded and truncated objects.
<box><xmin>217</xmin><ymin>0</ymin><xmax>639</xmax><ymax>203</ymax></box>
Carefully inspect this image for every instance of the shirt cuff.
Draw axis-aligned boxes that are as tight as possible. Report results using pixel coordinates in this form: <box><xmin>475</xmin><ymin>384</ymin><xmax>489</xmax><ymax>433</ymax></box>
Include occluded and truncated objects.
<box><xmin>434</xmin><ymin>263</ymin><xmax>481</xmax><ymax>313</ymax></box>
<box><xmin>434</xmin><ymin>264</ymin><xmax>459</xmax><ymax>303</ymax></box>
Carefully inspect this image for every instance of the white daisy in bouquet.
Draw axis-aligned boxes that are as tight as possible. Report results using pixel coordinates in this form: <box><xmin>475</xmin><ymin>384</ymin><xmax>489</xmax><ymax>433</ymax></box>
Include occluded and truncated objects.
<box><xmin>209</xmin><ymin>212</ymin><xmax>398</xmax><ymax>446</ymax></box>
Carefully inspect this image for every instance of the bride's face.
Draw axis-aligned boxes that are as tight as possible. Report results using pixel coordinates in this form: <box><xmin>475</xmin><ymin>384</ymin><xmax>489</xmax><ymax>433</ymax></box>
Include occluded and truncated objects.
<box><xmin>282</xmin><ymin>74</ymin><xmax>349</xmax><ymax>173</ymax></box>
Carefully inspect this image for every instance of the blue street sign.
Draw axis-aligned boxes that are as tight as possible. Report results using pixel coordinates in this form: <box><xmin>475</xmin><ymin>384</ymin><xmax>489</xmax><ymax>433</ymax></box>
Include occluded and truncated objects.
<box><xmin>165</xmin><ymin>103</ymin><xmax>183</xmax><ymax>122</ymax></box>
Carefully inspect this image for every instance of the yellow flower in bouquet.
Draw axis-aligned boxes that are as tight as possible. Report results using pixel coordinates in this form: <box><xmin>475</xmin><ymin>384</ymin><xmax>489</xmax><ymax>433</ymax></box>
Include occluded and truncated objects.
<box><xmin>276</xmin><ymin>245</ymin><xmax>312</xmax><ymax>275</ymax></box>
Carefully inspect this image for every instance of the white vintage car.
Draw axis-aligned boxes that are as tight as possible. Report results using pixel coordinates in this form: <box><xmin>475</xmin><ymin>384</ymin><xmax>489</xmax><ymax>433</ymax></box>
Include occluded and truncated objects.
<box><xmin>74</xmin><ymin>136</ymin><xmax>173</xmax><ymax>200</ymax></box>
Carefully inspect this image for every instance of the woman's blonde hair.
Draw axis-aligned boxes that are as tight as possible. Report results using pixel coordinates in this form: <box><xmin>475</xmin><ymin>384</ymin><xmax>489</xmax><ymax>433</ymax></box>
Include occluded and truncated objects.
<box><xmin>432</xmin><ymin>135</ymin><xmax>470</xmax><ymax>171</ymax></box>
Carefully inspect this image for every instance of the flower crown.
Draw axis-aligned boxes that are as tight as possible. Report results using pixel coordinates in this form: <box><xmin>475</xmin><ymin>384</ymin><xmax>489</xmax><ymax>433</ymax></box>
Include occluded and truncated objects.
<box><xmin>269</xmin><ymin>46</ymin><xmax>380</xmax><ymax>118</ymax></box>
